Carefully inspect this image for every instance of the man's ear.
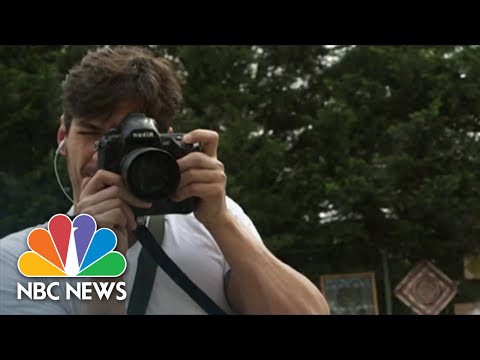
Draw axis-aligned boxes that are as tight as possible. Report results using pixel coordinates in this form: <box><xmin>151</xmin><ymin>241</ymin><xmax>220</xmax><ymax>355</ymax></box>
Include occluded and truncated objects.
<box><xmin>57</xmin><ymin>115</ymin><xmax>67</xmax><ymax>156</ymax></box>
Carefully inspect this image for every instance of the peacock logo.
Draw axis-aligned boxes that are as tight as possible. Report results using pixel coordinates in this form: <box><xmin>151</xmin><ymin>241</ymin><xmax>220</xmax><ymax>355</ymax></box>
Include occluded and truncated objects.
<box><xmin>18</xmin><ymin>214</ymin><xmax>126</xmax><ymax>277</ymax></box>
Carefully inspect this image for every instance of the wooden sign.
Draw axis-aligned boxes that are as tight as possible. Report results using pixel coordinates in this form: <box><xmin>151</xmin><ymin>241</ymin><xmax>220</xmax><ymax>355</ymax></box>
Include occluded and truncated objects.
<box><xmin>454</xmin><ymin>302</ymin><xmax>480</xmax><ymax>315</ymax></box>
<box><xmin>464</xmin><ymin>255</ymin><xmax>480</xmax><ymax>280</ymax></box>
<box><xmin>394</xmin><ymin>260</ymin><xmax>457</xmax><ymax>315</ymax></box>
<box><xmin>320</xmin><ymin>272</ymin><xmax>379</xmax><ymax>315</ymax></box>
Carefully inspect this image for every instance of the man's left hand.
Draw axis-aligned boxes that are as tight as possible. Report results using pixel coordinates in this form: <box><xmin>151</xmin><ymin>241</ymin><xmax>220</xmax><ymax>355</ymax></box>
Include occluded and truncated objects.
<box><xmin>170</xmin><ymin>129</ymin><xmax>228</xmax><ymax>228</ymax></box>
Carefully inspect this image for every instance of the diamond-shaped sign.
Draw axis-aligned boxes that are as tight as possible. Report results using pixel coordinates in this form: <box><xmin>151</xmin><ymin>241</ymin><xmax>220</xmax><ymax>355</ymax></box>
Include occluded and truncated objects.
<box><xmin>394</xmin><ymin>260</ymin><xmax>457</xmax><ymax>315</ymax></box>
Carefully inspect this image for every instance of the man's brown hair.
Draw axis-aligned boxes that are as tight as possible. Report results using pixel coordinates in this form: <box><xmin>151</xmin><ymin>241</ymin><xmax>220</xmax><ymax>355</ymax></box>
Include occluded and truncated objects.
<box><xmin>61</xmin><ymin>46</ymin><xmax>182</xmax><ymax>131</ymax></box>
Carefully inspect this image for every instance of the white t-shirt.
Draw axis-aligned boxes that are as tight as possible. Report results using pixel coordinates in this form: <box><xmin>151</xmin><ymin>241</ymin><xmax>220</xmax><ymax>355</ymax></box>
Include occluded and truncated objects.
<box><xmin>0</xmin><ymin>197</ymin><xmax>262</xmax><ymax>315</ymax></box>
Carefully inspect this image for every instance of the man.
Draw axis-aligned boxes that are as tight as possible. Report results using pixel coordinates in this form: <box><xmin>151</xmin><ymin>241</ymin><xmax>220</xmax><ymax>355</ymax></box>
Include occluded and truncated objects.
<box><xmin>0</xmin><ymin>46</ymin><xmax>329</xmax><ymax>315</ymax></box>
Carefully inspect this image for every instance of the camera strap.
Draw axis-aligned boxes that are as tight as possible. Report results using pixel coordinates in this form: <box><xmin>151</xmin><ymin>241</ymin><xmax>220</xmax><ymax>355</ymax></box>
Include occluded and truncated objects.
<box><xmin>128</xmin><ymin>216</ymin><xmax>227</xmax><ymax>315</ymax></box>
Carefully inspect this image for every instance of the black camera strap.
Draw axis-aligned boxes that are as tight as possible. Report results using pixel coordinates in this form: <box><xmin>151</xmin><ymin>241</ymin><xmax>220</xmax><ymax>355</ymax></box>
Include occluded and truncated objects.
<box><xmin>126</xmin><ymin>232</ymin><xmax>158</xmax><ymax>315</ymax></box>
<box><xmin>128</xmin><ymin>217</ymin><xmax>227</xmax><ymax>315</ymax></box>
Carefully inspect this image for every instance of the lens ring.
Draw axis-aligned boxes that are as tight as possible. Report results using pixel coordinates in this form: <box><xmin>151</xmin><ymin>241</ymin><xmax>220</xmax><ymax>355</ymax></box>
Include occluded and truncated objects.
<box><xmin>121</xmin><ymin>147</ymin><xmax>180</xmax><ymax>199</ymax></box>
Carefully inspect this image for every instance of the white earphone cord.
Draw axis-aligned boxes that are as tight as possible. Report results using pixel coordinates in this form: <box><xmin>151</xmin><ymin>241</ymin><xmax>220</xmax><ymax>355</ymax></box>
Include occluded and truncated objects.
<box><xmin>54</xmin><ymin>143</ymin><xmax>74</xmax><ymax>204</ymax></box>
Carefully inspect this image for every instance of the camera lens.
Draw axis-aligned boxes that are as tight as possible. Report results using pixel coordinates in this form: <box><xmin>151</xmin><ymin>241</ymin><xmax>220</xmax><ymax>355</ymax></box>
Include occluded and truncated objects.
<box><xmin>122</xmin><ymin>148</ymin><xmax>180</xmax><ymax>200</ymax></box>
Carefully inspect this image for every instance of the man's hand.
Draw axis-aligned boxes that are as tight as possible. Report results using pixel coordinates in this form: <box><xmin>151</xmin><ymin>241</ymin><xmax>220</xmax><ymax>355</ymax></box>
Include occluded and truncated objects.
<box><xmin>75</xmin><ymin>169</ymin><xmax>152</xmax><ymax>255</ymax></box>
<box><xmin>170</xmin><ymin>130</ymin><xmax>227</xmax><ymax>228</ymax></box>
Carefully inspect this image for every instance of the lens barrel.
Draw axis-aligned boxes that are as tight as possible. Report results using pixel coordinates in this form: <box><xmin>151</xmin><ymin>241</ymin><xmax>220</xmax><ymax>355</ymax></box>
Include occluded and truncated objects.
<box><xmin>121</xmin><ymin>147</ymin><xmax>180</xmax><ymax>200</ymax></box>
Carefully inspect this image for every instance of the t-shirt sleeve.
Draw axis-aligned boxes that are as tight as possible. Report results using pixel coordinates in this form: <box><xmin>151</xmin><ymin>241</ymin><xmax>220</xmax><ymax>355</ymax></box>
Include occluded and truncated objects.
<box><xmin>222</xmin><ymin>197</ymin><xmax>264</xmax><ymax>276</ymax></box>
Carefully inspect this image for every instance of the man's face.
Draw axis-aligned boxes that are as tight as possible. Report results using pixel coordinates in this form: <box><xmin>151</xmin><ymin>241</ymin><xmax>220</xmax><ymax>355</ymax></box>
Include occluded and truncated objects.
<box><xmin>58</xmin><ymin>101</ymin><xmax>142</xmax><ymax>206</ymax></box>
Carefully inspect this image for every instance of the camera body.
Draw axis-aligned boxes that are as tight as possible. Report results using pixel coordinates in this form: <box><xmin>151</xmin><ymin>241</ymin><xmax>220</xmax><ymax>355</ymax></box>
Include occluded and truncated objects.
<box><xmin>97</xmin><ymin>113</ymin><xmax>199</xmax><ymax>216</ymax></box>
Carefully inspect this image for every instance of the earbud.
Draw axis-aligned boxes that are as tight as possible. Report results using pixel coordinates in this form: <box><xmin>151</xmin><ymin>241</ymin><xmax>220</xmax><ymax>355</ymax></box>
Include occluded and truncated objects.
<box><xmin>56</xmin><ymin>139</ymin><xmax>65</xmax><ymax>155</ymax></box>
<box><xmin>54</xmin><ymin>139</ymin><xmax>74</xmax><ymax>204</ymax></box>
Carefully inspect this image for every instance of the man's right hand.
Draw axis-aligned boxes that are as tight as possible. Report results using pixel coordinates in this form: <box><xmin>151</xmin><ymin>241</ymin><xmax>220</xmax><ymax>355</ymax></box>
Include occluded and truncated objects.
<box><xmin>75</xmin><ymin>169</ymin><xmax>152</xmax><ymax>256</ymax></box>
<box><xmin>74</xmin><ymin>170</ymin><xmax>152</xmax><ymax>315</ymax></box>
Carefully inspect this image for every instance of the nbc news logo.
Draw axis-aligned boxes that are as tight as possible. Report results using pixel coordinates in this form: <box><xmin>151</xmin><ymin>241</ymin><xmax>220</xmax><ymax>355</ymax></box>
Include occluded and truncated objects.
<box><xmin>17</xmin><ymin>214</ymin><xmax>127</xmax><ymax>301</ymax></box>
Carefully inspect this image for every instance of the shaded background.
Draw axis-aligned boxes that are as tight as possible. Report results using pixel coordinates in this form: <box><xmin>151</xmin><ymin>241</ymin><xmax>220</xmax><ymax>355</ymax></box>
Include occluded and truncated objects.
<box><xmin>1</xmin><ymin>45</ymin><xmax>480</xmax><ymax>314</ymax></box>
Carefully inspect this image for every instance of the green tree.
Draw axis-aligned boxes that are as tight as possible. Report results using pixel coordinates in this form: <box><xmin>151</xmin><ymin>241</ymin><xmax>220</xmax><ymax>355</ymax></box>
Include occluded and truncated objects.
<box><xmin>272</xmin><ymin>46</ymin><xmax>480</xmax><ymax>313</ymax></box>
<box><xmin>0</xmin><ymin>45</ymin><xmax>96</xmax><ymax>236</ymax></box>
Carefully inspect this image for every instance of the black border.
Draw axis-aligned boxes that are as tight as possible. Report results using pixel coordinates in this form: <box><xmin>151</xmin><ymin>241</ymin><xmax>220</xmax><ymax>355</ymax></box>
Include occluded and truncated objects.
<box><xmin>3</xmin><ymin>8</ymin><xmax>480</xmax><ymax>44</ymax></box>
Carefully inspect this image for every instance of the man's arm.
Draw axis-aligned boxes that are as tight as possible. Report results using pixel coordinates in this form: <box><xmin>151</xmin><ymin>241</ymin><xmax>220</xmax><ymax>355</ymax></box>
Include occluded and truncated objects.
<box><xmin>206</xmin><ymin>213</ymin><xmax>330</xmax><ymax>315</ymax></box>
<box><xmin>174</xmin><ymin>129</ymin><xmax>329</xmax><ymax>315</ymax></box>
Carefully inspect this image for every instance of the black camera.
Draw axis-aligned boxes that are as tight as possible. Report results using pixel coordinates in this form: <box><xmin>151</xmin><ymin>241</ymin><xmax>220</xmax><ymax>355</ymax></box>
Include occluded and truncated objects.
<box><xmin>97</xmin><ymin>113</ymin><xmax>200</xmax><ymax>216</ymax></box>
